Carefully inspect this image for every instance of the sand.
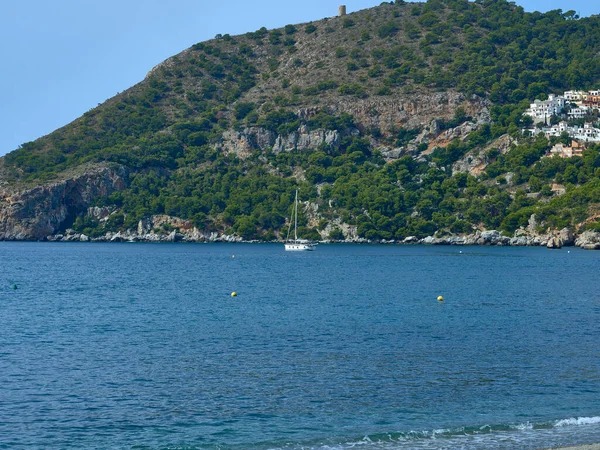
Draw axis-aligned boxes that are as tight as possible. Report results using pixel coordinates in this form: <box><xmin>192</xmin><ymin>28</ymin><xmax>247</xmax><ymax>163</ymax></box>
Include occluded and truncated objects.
<box><xmin>547</xmin><ymin>445</ymin><xmax>600</xmax><ymax>450</ymax></box>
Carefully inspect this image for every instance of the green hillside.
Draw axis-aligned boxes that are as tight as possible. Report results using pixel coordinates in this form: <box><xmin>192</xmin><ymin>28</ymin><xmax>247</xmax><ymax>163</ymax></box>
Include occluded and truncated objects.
<box><xmin>2</xmin><ymin>0</ymin><xmax>600</xmax><ymax>241</ymax></box>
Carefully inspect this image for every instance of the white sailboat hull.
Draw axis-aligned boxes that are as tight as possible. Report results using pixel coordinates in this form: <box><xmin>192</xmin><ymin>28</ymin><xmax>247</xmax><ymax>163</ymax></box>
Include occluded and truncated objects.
<box><xmin>284</xmin><ymin>190</ymin><xmax>316</xmax><ymax>252</ymax></box>
<box><xmin>284</xmin><ymin>242</ymin><xmax>316</xmax><ymax>251</ymax></box>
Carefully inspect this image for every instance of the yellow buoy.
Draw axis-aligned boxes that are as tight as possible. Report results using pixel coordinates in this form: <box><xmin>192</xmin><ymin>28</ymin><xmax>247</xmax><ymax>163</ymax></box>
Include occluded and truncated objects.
<box><xmin>437</xmin><ymin>295</ymin><xmax>444</xmax><ymax>302</ymax></box>
<box><xmin>231</xmin><ymin>292</ymin><xmax>238</xmax><ymax>297</ymax></box>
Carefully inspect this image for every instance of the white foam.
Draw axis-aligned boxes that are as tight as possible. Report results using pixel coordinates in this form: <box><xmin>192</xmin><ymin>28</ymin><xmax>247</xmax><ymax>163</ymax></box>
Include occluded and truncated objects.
<box><xmin>281</xmin><ymin>418</ymin><xmax>600</xmax><ymax>450</ymax></box>
<box><xmin>512</xmin><ymin>422</ymin><xmax>534</xmax><ymax>431</ymax></box>
<box><xmin>555</xmin><ymin>416</ymin><xmax>600</xmax><ymax>427</ymax></box>
<box><xmin>431</xmin><ymin>427</ymin><xmax>455</xmax><ymax>437</ymax></box>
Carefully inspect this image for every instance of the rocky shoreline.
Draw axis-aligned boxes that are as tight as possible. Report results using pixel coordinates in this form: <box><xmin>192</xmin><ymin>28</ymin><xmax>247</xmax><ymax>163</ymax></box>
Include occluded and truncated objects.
<box><xmin>4</xmin><ymin>201</ymin><xmax>600</xmax><ymax>249</ymax></box>
<box><xmin>29</xmin><ymin>226</ymin><xmax>600</xmax><ymax>250</ymax></box>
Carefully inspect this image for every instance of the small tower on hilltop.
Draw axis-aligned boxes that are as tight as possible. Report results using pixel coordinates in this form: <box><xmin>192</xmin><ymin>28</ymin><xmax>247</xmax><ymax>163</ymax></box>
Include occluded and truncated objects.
<box><xmin>339</xmin><ymin>5</ymin><xmax>347</xmax><ymax>16</ymax></box>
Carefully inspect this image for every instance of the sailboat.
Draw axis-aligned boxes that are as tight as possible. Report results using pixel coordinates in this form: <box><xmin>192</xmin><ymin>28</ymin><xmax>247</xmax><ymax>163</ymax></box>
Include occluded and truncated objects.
<box><xmin>284</xmin><ymin>190</ymin><xmax>316</xmax><ymax>251</ymax></box>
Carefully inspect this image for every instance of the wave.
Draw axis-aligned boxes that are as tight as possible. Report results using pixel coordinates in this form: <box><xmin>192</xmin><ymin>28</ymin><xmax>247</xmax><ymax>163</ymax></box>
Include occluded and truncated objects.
<box><xmin>167</xmin><ymin>417</ymin><xmax>600</xmax><ymax>450</ymax></box>
<box><xmin>555</xmin><ymin>416</ymin><xmax>600</xmax><ymax>427</ymax></box>
<box><xmin>362</xmin><ymin>416</ymin><xmax>600</xmax><ymax>440</ymax></box>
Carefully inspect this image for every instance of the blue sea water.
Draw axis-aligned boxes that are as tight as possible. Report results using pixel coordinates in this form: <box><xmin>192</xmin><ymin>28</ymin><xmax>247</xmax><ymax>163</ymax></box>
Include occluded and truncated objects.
<box><xmin>1</xmin><ymin>242</ymin><xmax>599</xmax><ymax>450</ymax></box>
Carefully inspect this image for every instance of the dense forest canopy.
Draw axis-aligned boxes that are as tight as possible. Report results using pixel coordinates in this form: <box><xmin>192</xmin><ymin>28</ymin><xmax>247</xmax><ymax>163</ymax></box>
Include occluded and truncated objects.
<box><xmin>2</xmin><ymin>0</ymin><xmax>600</xmax><ymax>241</ymax></box>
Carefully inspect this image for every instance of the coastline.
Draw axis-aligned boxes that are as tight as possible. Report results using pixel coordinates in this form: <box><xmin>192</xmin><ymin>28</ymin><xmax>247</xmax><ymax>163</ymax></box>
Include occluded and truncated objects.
<box><xmin>11</xmin><ymin>228</ymin><xmax>600</xmax><ymax>250</ymax></box>
<box><xmin>2</xmin><ymin>208</ymin><xmax>600</xmax><ymax>249</ymax></box>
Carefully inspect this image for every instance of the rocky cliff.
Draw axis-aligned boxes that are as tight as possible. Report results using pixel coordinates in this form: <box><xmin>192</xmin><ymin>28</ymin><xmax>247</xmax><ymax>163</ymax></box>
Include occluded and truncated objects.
<box><xmin>0</xmin><ymin>165</ymin><xmax>127</xmax><ymax>240</ymax></box>
<box><xmin>218</xmin><ymin>91</ymin><xmax>490</xmax><ymax>158</ymax></box>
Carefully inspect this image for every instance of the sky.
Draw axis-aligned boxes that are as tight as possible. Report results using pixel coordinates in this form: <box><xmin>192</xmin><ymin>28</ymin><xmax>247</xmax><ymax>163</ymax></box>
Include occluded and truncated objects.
<box><xmin>0</xmin><ymin>0</ymin><xmax>596</xmax><ymax>157</ymax></box>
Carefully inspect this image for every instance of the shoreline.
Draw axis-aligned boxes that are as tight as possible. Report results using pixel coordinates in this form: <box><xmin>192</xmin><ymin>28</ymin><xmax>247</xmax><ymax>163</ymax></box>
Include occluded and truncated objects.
<box><xmin>546</xmin><ymin>445</ymin><xmax>600</xmax><ymax>450</ymax></box>
<box><xmin>0</xmin><ymin>238</ymin><xmax>596</xmax><ymax>249</ymax></box>
<box><xmin>2</xmin><ymin>211</ymin><xmax>600</xmax><ymax>249</ymax></box>
<box><xmin>0</xmin><ymin>235</ymin><xmax>597</xmax><ymax>250</ymax></box>
<box><xmin>2</xmin><ymin>226</ymin><xmax>600</xmax><ymax>250</ymax></box>
<box><xmin>24</xmin><ymin>227</ymin><xmax>600</xmax><ymax>250</ymax></box>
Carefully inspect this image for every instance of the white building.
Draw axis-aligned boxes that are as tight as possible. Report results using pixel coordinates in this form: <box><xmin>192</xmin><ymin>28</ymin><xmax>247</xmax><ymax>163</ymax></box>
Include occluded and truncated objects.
<box><xmin>567</xmin><ymin>105</ymin><xmax>591</xmax><ymax>119</ymax></box>
<box><xmin>524</xmin><ymin>94</ymin><xmax>566</xmax><ymax>121</ymax></box>
<box><xmin>540</xmin><ymin>121</ymin><xmax>600</xmax><ymax>142</ymax></box>
<box><xmin>577</xmin><ymin>123</ymin><xmax>600</xmax><ymax>141</ymax></box>
<box><xmin>564</xmin><ymin>90</ymin><xmax>588</xmax><ymax>102</ymax></box>
<box><xmin>543</xmin><ymin>121</ymin><xmax>569</xmax><ymax>136</ymax></box>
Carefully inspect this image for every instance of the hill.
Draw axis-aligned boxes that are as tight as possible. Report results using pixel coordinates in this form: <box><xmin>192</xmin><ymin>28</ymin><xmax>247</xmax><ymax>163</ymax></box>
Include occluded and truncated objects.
<box><xmin>2</xmin><ymin>0</ymin><xmax>600</xmax><ymax>247</ymax></box>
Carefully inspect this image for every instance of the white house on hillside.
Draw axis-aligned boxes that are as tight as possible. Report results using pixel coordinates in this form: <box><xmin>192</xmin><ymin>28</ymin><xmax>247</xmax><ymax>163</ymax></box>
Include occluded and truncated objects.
<box><xmin>567</xmin><ymin>105</ymin><xmax>591</xmax><ymax>119</ymax></box>
<box><xmin>524</xmin><ymin>94</ymin><xmax>566</xmax><ymax>121</ymax></box>
<box><xmin>540</xmin><ymin>121</ymin><xmax>600</xmax><ymax>142</ymax></box>
<box><xmin>564</xmin><ymin>90</ymin><xmax>587</xmax><ymax>102</ymax></box>
<box><xmin>523</xmin><ymin>90</ymin><xmax>600</xmax><ymax>141</ymax></box>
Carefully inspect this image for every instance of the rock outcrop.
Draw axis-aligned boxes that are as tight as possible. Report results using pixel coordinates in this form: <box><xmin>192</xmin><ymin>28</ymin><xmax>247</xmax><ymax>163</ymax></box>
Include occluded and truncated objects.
<box><xmin>546</xmin><ymin>236</ymin><xmax>562</xmax><ymax>249</ymax></box>
<box><xmin>332</xmin><ymin>91</ymin><xmax>490</xmax><ymax>132</ymax></box>
<box><xmin>218</xmin><ymin>127</ymin><xmax>277</xmax><ymax>157</ymax></box>
<box><xmin>218</xmin><ymin>124</ymin><xmax>352</xmax><ymax>157</ymax></box>
<box><xmin>46</xmin><ymin>214</ymin><xmax>244</xmax><ymax>243</ymax></box>
<box><xmin>272</xmin><ymin>126</ymin><xmax>346</xmax><ymax>154</ymax></box>
<box><xmin>575</xmin><ymin>231</ymin><xmax>600</xmax><ymax>250</ymax></box>
<box><xmin>0</xmin><ymin>165</ymin><xmax>127</xmax><ymax>241</ymax></box>
<box><xmin>453</xmin><ymin>134</ymin><xmax>515</xmax><ymax>176</ymax></box>
<box><xmin>412</xmin><ymin>226</ymin><xmax>591</xmax><ymax>249</ymax></box>
<box><xmin>217</xmin><ymin>91</ymin><xmax>491</xmax><ymax>159</ymax></box>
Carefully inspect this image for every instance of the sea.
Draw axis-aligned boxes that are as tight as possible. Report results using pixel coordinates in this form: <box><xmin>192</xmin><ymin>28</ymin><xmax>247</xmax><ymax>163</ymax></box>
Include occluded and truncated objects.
<box><xmin>1</xmin><ymin>242</ymin><xmax>599</xmax><ymax>450</ymax></box>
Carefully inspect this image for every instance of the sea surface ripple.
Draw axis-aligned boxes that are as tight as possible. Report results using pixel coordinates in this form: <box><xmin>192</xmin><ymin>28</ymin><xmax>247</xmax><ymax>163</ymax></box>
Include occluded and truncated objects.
<box><xmin>1</xmin><ymin>243</ymin><xmax>599</xmax><ymax>449</ymax></box>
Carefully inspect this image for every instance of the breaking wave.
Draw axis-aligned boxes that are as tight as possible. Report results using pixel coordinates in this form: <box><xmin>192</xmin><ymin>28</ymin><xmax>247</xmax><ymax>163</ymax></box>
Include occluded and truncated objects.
<box><xmin>247</xmin><ymin>416</ymin><xmax>600</xmax><ymax>450</ymax></box>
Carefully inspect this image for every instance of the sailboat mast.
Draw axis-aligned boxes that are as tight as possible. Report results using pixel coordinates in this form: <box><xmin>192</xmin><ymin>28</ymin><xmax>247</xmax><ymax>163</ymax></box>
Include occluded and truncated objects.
<box><xmin>294</xmin><ymin>190</ymin><xmax>298</xmax><ymax>241</ymax></box>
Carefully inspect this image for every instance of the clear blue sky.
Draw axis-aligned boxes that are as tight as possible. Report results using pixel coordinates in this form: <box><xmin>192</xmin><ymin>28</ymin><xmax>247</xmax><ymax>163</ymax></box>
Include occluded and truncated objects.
<box><xmin>0</xmin><ymin>0</ymin><xmax>596</xmax><ymax>157</ymax></box>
